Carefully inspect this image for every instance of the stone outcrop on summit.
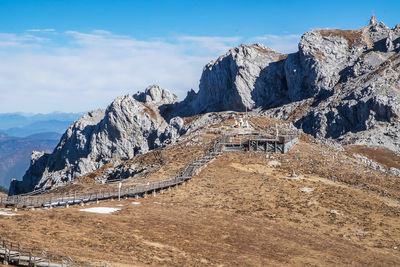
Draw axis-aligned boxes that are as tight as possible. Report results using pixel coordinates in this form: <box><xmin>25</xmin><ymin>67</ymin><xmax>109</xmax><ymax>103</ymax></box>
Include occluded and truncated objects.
<box><xmin>9</xmin><ymin>17</ymin><xmax>400</xmax><ymax>195</ymax></box>
<box><xmin>182</xmin><ymin>17</ymin><xmax>400</xmax><ymax>152</ymax></box>
<box><xmin>179</xmin><ymin>43</ymin><xmax>288</xmax><ymax>114</ymax></box>
<box><xmin>284</xmin><ymin>20</ymin><xmax>400</xmax><ymax>151</ymax></box>
<box><xmin>9</xmin><ymin>86</ymin><xmax>184</xmax><ymax>195</ymax></box>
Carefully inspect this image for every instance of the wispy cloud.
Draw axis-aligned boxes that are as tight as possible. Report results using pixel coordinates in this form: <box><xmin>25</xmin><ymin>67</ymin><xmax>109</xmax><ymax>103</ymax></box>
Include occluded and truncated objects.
<box><xmin>251</xmin><ymin>34</ymin><xmax>301</xmax><ymax>54</ymax></box>
<box><xmin>26</xmin><ymin>29</ymin><xmax>56</xmax><ymax>32</ymax></box>
<box><xmin>0</xmin><ymin>33</ymin><xmax>47</xmax><ymax>48</ymax></box>
<box><xmin>177</xmin><ymin>35</ymin><xmax>242</xmax><ymax>55</ymax></box>
<box><xmin>0</xmin><ymin>30</ymin><xmax>300</xmax><ymax>113</ymax></box>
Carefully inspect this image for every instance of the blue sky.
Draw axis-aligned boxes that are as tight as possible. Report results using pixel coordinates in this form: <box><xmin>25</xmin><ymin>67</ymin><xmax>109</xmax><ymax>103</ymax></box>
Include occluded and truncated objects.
<box><xmin>0</xmin><ymin>0</ymin><xmax>399</xmax><ymax>113</ymax></box>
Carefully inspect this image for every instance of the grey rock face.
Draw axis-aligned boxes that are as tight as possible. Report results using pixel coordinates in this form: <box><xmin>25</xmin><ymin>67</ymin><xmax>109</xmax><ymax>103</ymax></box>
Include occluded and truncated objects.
<box><xmin>10</xmin><ymin>17</ymin><xmax>400</xmax><ymax>194</ymax></box>
<box><xmin>10</xmin><ymin>93</ymin><xmax>184</xmax><ymax>195</ymax></box>
<box><xmin>133</xmin><ymin>85</ymin><xmax>178</xmax><ymax>106</ymax></box>
<box><xmin>180</xmin><ymin>44</ymin><xmax>288</xmax><ymax>115</ymax></box>
<box><xmin>294</xmin><ymin>23</ymin><xmax>400</xmax><ymax>152</ymax></box>
<box><xmin>185</xmin><ymin>18</ymin><xmax>400</xmax><ymax>154</ymax></box>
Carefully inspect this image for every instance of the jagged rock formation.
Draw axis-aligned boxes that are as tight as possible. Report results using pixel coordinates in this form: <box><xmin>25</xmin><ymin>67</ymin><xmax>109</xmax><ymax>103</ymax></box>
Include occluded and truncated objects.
<box><xmin>134</xmin><ymin>85</ymin><xmax>178</xmax><ymax>106</ymax></box>
<box><xmin>10</xmin><ymin>17</ymin><xmax>400</xmax><ymax>195</ymax></box>
<box><xmin>290</xmin><ymin>20</ymin><xmax>400</xmax><ymax>151</ymax></box>
<box><xmin>9</xmin><ymin>86</ymin><xmax>184</xmax><ymax>195</ymax></box>
<box><xmin>177</xmin><ymin>43</ymin><xmax>288</xmax><ymax>115</ymax></box>
<box><xmin>182</xmin><ymin>17</ymin><xmax>400</xmax><ymax>152</ymax></box>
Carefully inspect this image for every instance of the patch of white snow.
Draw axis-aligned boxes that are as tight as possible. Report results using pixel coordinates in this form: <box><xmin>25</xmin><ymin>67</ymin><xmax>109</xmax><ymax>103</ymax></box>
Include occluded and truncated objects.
<box><xmin>330</xmin><ymin>210</ymin><xmax>343</xmax><ymax>216</ymax></box>
<box><xmin>80</xmin><ymin>207</ymin><xmax>120</xmax><ymax>214</ymax></box>
<box><xmin>0</xmin><ymin>211</ymin><xmax>18</xmax><ymax>216</ymax></box>
<box><xmin>300</xmin><ymin>187</ymin><xmax>314</xmax><ymax>193</ymax></box>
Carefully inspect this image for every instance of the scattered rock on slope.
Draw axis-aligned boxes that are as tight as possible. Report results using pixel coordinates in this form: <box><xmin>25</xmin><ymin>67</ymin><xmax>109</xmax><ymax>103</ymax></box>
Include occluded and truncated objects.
<box><xmin>10</xmin><ymin>16</ymin><xmax>400</xmax><ymax>195</ymax></box>
<box><xmin>9</xmin><ymin>89</ymin><xmax>184</xmax><ymax>195</ymax></box>
<box><xmin>178</xmin><ymin>17</ymin><xmax>400</xmax><ymax>153</ymax></box>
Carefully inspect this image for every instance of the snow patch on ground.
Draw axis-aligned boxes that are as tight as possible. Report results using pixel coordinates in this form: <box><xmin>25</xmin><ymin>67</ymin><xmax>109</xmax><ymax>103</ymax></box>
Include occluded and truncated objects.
<box><xmin>300</xmin><ymin>187</ymin><xmax>314</xmax><ymax>193</ymax></box>
<box><xmin>132</xmin><ymin>202</ymin><xmax>141</xmax><ymax>205</ymax></box>
<box><xmin>80</xmin><ymin>207</ymin><xmax>120</xmax><ymax>214</ymax></box>
<box><xmin>267</xmin><ymin>160</ymin><xmax>281</xmax><ymax>167</ymax></box>
<box><xmin>330</xmin><ymin>210</ymin><xmax>343</xmax><ymax>216</ymax></box>
<box><xmin>0</xmin><ymin>210</ymin><xmax>18</xmax><ymax>216</ymax></box>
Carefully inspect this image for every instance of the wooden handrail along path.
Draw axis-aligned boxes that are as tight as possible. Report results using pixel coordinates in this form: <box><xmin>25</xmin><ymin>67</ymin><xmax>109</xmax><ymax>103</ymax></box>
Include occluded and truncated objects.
<box><xmin>0</xmin><ymin>137</ymin><xmax>225</xmax><ymax>266</ymax></box>
<box><xmin>0</xmin><ymin>130</ymin><xmax>297</xmax><ymax>266</ymax></box>
<box><xmin>1</xmin><ymin>137</ymin><xmax>224</xmax><ymax>209</ymax></box>
<box><xmin>0</xmin><ymin>234</ymin><xmax>109</xmax><ymax>266</ymax></box>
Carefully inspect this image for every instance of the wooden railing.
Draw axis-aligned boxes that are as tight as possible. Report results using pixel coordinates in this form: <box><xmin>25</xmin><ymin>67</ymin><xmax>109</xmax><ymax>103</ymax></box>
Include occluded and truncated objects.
<box><xmin>0</xmin><ymin>235</ymin><xmax>109</xmax><ymax>266</ymax></box>
<box><xmin>0</xmin><ymin>137</ymin><xmax>224</xmax><ymax>266</ymax></box>
<box><xmin>1</xmin><ymin>138</ymin><xmax>223</xmax><ymax>210</ymax></box>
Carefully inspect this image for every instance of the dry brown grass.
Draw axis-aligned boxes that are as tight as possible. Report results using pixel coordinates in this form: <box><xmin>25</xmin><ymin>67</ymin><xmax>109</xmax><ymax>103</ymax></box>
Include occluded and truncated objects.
<box><xmin>2</xmin><ymin>117</ymin><xmax>400</xmax><ymax>266</ymax></box>
<box><xmin>285</xmin><ymin>100</ymin><xmax>315</xmax><ymax>122</ymax></box>
<box><xmin>1</xmin><ymin>143</ymin><xmax>400</xmax><ymax>266</ymax></box>
<box><xmin>315</xmin><ymin>51</ymin><xmax>326</xmax><ymax>61</ymax></box>
<box><xmin>142</xmin><ymin>103</ymin><xmax>158</xmax><ymax>120</ymax></box>
<box><xmin>250</xmin><ymin>116</ymin><xmax>284</xmax><ymax>128</ymax></box>
<box><xmin>183</xmin><ymin>114</ymin><xmax>201</xmax><ymax>126</ymax></box>
<box><xmin>278</xmin><ymin>54</ymin><xmax>288</xmax><ymax>61</ymax></box>
<box><xmin>345</xmin><ymin>145</ymin><xmax>400</xmax><ymax>170</ymax></box>
<box><xmin>319</xmin><ymin>29</ymin><xmax>363</xmax><ymax>48</ymax></box>
<box><xmin>247</xmin><ymin>44</ymin><xmax>273</xmax><ymax>54</ymax></box>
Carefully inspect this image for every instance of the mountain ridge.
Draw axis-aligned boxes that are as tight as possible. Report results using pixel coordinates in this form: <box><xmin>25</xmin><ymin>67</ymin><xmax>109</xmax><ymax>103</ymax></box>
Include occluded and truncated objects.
<box><xmin>9</xmin><ymin>17</ymin><xmax>400</xmax><ymax>195</ymax></box>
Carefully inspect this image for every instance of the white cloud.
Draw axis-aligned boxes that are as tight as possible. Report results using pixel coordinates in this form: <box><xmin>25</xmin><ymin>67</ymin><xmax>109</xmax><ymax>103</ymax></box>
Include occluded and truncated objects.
<box><xmin>0</xmin><ymin>31</ymin><xmax>235</xmax><ymax>113</ymax></box>
<box><xmin>251</xmin><ymin>34</ymin><xmax>301</xmax><ymax>54</ymax></box>
<box><xmin>0</xmin><ymin>33</ymin><xmax>47</xmax><ymax>47</ymax></box>
<box><xmin>0</xmin><ymin>30</ymin><xmax>301</xmax><ymax>113</ymax></box>
<box><xmin>176</xmin><ymin>35</ymin><xmax>242</xmax><ymax>55</ymax></box>
<box><xmin>26</xmin><ymin>29</ymin><xmax>56</xmax><ymax>32</ymax></box>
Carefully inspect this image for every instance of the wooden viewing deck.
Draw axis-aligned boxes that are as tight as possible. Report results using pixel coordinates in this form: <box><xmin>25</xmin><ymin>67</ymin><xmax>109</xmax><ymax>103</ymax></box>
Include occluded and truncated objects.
<box><xmin>1</xmin><ymin>131</ymin><xmax>299</xmax><ymax>209</ymax></box>
<box><xmin>0</xmin><ymin>130</ymin><xmax>298</xmax><ymax>266</ymax></box>
<box><xmin>222</xmin><ymin>131</ymin><xmax>298</xmax><ymax>154</ymax></box>
<box><xmin>0</xmin><ymin>137</ymin><xmax>225</xmax><ymax>266</ymax></box>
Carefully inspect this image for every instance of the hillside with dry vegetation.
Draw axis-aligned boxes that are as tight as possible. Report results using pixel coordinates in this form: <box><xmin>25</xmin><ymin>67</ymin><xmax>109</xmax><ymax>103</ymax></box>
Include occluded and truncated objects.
<box><xmin>1</xmin><ymin>117</ymin><xmax>400</xmax><ymax>266</ymax></box>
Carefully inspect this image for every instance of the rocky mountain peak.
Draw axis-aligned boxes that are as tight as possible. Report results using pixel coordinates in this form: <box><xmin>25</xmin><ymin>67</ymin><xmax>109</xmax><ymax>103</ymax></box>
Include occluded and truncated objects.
<box><xmin>179</xmin><ymin>43</ymin><xmax>287</xmax><ymax>116</ymax></box>
<box><xmin>133</xmin><ymin>85</ymin><xmax>178</xmax><ymax>106</ymax></box>
<box><xmin>9</xmin><ymin>17</ymin><xmax>400</xmax><ymax>196</ymax></box>
<box><xmin>9</xmin><ymin>92</ymin><xmax>185</xmax><ymax>195</ymax></box>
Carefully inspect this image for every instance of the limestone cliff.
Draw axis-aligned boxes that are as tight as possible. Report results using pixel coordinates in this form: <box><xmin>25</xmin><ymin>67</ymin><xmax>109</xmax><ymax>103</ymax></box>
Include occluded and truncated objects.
<box><xmin>182</xmin><ymin>17</ymin><xmax>400</xmax><ymax>152</ymax></box>
<box><xmin>9</xmin><ymin>86</ymin><xmax>184</xmax><ymax>195</ymax></box>
<box><xmin>10</xmin><ymin>17</ymin><xmax>400</xmax><ymax>195</ymax></box>
<box><xmin>177</xmin><ymin>43</ymin><xmax>288</xmax><ymax>115</ymax></box>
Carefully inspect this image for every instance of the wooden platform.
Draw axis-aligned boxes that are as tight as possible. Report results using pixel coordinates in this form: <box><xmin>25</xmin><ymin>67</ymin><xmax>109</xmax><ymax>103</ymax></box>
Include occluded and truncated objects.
<box><xmin>0</xmin><ymin>132</ymin><xmax>296</xmax><ymax>266</ymax></box>
<box><xmin>0</xmin><ymin>136</ymin><xmax>227</xmax><ymax>266</ymax></box>
<box><xmin>222</xmin><ymin>133</ymin><xmax>298</xmax><ymax>153</ymax></box>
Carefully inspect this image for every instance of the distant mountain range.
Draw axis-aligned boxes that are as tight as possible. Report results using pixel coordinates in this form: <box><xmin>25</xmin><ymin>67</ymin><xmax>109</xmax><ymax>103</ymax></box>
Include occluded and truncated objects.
<box><xmin>0</xmin><ymin>112</ymin><xmax>83</xmax><ymax>189</ymax></box>
<box><xmin>10</xmin><ymin>17</ymin><xmax>400</xmax><ymax>195</ymax></box>
<box><xmin>0</xmin><ymin>133</ymin><xmax>60</xmax><ymax>188</ymax></box>
<box><xmin>0</xmin><ymin>112</ymin><xmax>83</xmax><ymax>137</ymax></box>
